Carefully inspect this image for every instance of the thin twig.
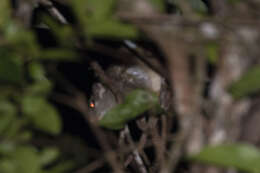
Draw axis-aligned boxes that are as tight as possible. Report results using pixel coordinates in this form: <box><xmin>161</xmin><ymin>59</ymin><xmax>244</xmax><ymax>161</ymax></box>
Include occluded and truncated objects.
<box><xmin>121</xmin><ymin>126</ymin><xmax>148</xmax><ymax>173</ymax></box>
<box><xmin>39</xmin><ymin>0</ymin><xmax>68</xmax><ymax>24</ymax></box>
<box><xmin>149</xmin><ymin>116</ymin><xmax>166</xmax><ymax>170</ymax></box>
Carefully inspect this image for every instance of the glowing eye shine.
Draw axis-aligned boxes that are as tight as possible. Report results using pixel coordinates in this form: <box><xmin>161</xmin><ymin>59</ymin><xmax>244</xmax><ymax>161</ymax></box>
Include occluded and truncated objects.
<box><xmin>90</xmin><ymin>102</ymin><xmax>95</xmax><ymax>108</ymax></box>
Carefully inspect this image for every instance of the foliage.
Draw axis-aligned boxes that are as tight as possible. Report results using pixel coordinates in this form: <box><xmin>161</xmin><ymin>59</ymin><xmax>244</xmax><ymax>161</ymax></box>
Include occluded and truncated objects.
<box><xmin>149</xmin><ymin>0</ymin><xmax>166</xmax><ymax>12</ymax></box>
<box><xmin>0</xmin><ymin>0</ymin><xmax>75</xmax><ymax>172</ymax></box>
<box><xmin>190</xmin><ymin>144</ymin><xmax>260</xmax><ymax>173</ymax></box>
<box><xmin>99</xmin><ymin>89</ymin><xmax>160</xmax><ymax>130</ymax></box>
<box><xmin>70</xmin><ymin>0</ymin><xmax>138</xmax><ymax>39</ymax></box>
<box><xmin>229</xmin><ymin>65</ymin><xmax>260</xmax><ymax>99</ymax></box>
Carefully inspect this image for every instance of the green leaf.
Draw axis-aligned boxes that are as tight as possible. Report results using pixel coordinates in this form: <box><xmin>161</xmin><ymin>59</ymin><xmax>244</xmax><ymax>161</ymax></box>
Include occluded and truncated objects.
<box><xmin>86</xmin><ymin>0</ymin><xmax>116</xmax><ymax>19</ymax></box>
<box><xmin>98</xmin><ymin>89</ymin><xmax>160</xmax><ymax>130</ymax></box>
<box><xmin>71</xmin><ymin>0</ymin><xmax>138</xmax><ymax>39</ymax></box>
<box><xmin>4</xmin><ymin>120</ymin><xmax>25</xmax><ymax>139</ymax></box>
<box><xmin>29</xmin><ymin>62</ymin><xmax>46</xmax><ymax>81</ymax></box>
<box><xmin>229</xmin><ymin>66</ymin><xmax>260</xmax><ymax>99</ymax></box>
<box><xmin>0</xmin><ymin>141</ymin><xmax>16</xmax><ymax>156</ymax></box>
<box><xmin>12</xmin><ymin>146</ymin><xmax>41</xmax><ymax>173</ymax></box>
<box><xmin>0</xmin><ymin>100</ymin><xmax>16</xmax><ymax>134</ymax></box>
<box><xmin>0</xmin><ymin>146</ymin><xmax>42</xmax><ymax>173</ymax></box>
<box><xmin>87</xmin><ymin>19</ymin><xmax>138</xmax><ymax>39</ymax></box>
<box><xmin>71</xmin><ymin>0</ymin><xmax>116</xmax><ymax>26</ymax></box>
<box><xmin>22</xmin><ymin>96</ymin><xmax>62</xmax><ymax>135</ymax></box>
<box><xmin>0</xmin><ymin>49</ymin><xmax>23</xmax><ymax>84</ymax></box>
<box><xmin>5</xmin><ymin>23</ymin><xmax>39</xmax><ymax>57</ymax></box>
<box><xmin>0</xmin><ymin>159</ymin><xmax>16</xmax><ymax>173</ymax></box>
<box><xmin>190</xmin><ymin>144</ymin><xmax>260</xmax><ymax>173</ymax></box>
<box><xmin>39</xmin><ymin>49</ymin><xmax>78</xmax><ymax>61</ymax></box>
<box><xmin>27</xmin><ymin>62</ymin><xmax>52</xmax><ymax>96</ymax></box>
<box><xmin>0</xmin><ymin>0</ymin><xmax>11</xmax><ymax>28</ymax></box>
<box><xmin>39</xmin><ymin>147</ymin><xmax>59</xmax><ymax>166</ymax></box>
<box><xmin>26</xmin><ymin>81</ymin><xmax>52</xmax><ymax>96</ymax></box>
<box><xmin>16</xmin><ymin>131</ymin><xmax>32</xmax><ymax>142</ymax></box>
<box><xmin>149</xmin><ymin>0</ymin><xmax>165</xmax><ymax>12</ymax></box>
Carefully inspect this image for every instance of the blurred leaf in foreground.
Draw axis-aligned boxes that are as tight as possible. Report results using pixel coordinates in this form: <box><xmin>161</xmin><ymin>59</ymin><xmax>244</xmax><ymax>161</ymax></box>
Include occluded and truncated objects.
<box><xmin>86</xmin><ymin>19</ymin><xmax>138</xmax><ymax>39</ymax></box>
<box><xmin>149</xmin><ymin>0</ymin><xmax>165</xmax><ymax>12</ymax></box>
<box><xmin>39</xmin><ymin>147</ymin><xmax>60</xmax><ymax>166</ymax></box>
<box><xmin>0</xmin><ymin>49</ymin><xmax>23</xmax><ymax>84</ymax></box>
<box><xmin>98</xmin><ymin>89</ymin><xmax>160</xmax><ymax>130</ymax></box>
<box><xmin>190</xmin><ymin>144</ymin><xmax>260</xmax><ymax>173</ymax></box>
<box><xmin>11</xmin><ymin>146</ymin><xmax>41</xmax><ymax>173</ymax></box>
<box><xmin>229</xmin><ymin>65</ymin><xmax>260</xmax><ymax>99</ymax></box>
<box><xmin>22</xmin><ymin>96</ymin><xmax>62</xmax><ymax>135</ymax></box>
<box><xmin>26</xmin><ymin>62</ymin><xmax>52</xmax><ymax>96</ymax></box>
<box><xmin>39</xmin><ymin>49</ymin><xmax>78</xmax><ymax>61</ymax></box>
<box><xmin>71</xmin><ymin>0</ymin><xmax>138</xmax><ymax>39</ymax></box>
<box><xmin>0</xmin><ymin>0</ymin><xmax>11</xmax><ymax>27</ymax></box>
<box><xmin>86</xmin><ymin>0</ymin><xmax>116</xmax><ymax>19</ymax></box>
<box><xmin>5</xmin><ymin>23</ymin><xmax>39</xmax><ymax>57</ymax></box>
<box><xmin>0</xmin><ymin>100</ymin><xmax>16</xmax><ymax>135</ymax></box>
<box><xmin>71</xmin><ymin>0</ymin><xmax>116</xmax><ymax>26</ymax></box>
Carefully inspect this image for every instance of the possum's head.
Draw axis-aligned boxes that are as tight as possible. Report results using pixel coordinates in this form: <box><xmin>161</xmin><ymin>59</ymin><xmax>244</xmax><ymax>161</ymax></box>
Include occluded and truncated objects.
<box><xmin>88</xmin><ymin>83</ymin><xmax>117</xmax><ymax>121</ymax></box>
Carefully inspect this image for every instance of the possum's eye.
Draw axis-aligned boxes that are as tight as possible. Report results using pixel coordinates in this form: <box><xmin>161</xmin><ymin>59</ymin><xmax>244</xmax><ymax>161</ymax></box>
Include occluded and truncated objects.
<box><xmin>89</xmin><ymin>100</ymin><xmax>95</xmax><ymax>109</ymax></box>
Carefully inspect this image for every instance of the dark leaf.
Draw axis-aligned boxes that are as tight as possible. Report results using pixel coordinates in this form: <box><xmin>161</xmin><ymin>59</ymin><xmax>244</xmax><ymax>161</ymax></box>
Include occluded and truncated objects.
<box><xmin>0</xmin><ymin>49</ymin><xmax>23</xmax><ymax>84</ymax></box>
<box><xmin>190</xmin><ymin>144</ymin><xmax>260</xmax><ymax>173</ymax></box>
<box><xmin>99</xmin><ymin>89</ymin><xmax>160</xmax><ymax>130</ymax></box>
<box><xmin>229</xmin><ymin>65</ymin><xmax>260</xmax><ymax>99</ymax></box>
<box><xmin>22</xmin><ymin>97</ymin><xmax>62</xmax><ymax>135</ymax></box>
